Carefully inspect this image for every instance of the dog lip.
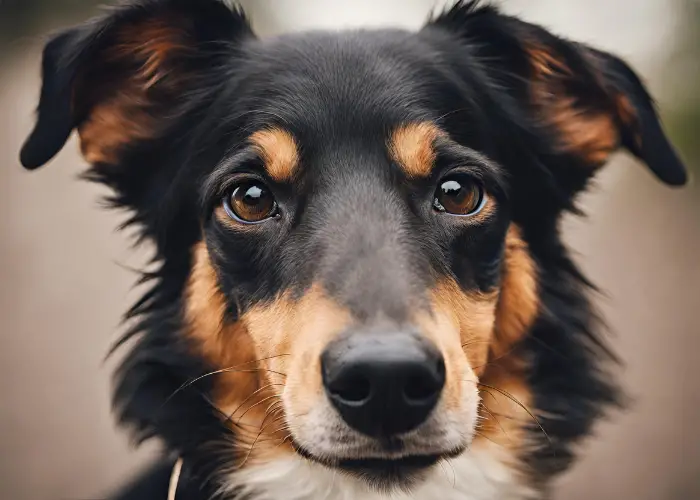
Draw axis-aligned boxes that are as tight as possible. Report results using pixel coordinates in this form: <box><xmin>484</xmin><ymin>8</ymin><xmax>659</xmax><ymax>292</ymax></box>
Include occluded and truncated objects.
<box><xmin>291</xmin><ymin>437</ymin><xmax>465</xmax><ymax>475</ymax></box>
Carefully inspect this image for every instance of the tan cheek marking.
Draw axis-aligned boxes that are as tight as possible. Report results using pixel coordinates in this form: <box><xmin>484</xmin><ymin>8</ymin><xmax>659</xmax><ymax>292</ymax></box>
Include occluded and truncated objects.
<box><xmin>244</xmin><ymin>284</ymin><xmax>354</xmax><ymax>422</ymax></box>
<box><xmin>186</xmin><ymin>247</ymin><xmax>353</xmax><ymax>468</ymax></box>
<box><xmin>77</xmin><ymin>19</ymin><xmax>191</xmax><ymax>164</ymax></box>
<box><xmin>184</xmin><ymin>243</ymin><xmax>293</xmax><ymax>465</ymax></box>
<box><xmin>473</xmin><ymin>226</ymin><xmax>538</xmax><ymax>476</ymax></box>
<box><xmin>491</xmin><ymin>224</ymin><xmax>539</xmax><ymax>359</ymax></box>
<box><xmin>250</xmin><ymin>128</ymin><xmax>300</xmax><ymax>182</ymax></box>
<box><xmin>389</xmin><ymin>122</ymin><xmax>443</xmax><ymax>179</ymax></box>
<box><xmin>474</xmin><ymin>359</ymin><xmax>534</xmax><ymax>472</ymax></box>
<box><xmin>416</xmin><ymin>239</ymin><xmax>537</xmax><ymax>473</ymax></box>
<box><xmin>416</xmin><ymin>279</ymin><xmax>498</xmax><ymax>409</ymax></box>
<box><xmin>526</xmin><ymin>44</ymin><xmax>619</xmax><ymax>166</ymax></box>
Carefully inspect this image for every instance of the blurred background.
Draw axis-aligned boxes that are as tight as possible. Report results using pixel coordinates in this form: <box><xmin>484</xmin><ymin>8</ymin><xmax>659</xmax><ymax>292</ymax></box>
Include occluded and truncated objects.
<box><xmin>0</xmin><ymin>1</ymin><xmax>698</xmax><ymax>499</ymax></box>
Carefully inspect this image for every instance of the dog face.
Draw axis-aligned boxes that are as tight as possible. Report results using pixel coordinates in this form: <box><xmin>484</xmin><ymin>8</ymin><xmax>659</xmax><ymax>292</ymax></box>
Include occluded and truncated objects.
<box><xmin>176</xmin><ymin>31</ymin><xmax>518</xmax><ymax>483</ymax></box>
<box><xmin>21</xmin><ymin>0</ymin><xmax>686</xmax><ymax>495</ymax></box>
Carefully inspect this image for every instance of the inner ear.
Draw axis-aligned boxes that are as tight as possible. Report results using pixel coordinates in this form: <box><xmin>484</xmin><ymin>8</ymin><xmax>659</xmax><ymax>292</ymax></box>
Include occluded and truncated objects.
<box><xmin>75</xmin><ymin>16</ymin><xmax>195</xmax><ymax>164</ymax></box>
<box><xmin>525</xmin><ymin>41</ymin><xmax>622</xmax><ymax>166</ymax></box>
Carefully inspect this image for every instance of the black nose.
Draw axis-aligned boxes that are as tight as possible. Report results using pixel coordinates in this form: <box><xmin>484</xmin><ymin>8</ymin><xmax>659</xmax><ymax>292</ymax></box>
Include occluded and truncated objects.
<box><xmin>321</xmin><ymin>331</ymin><xmax>445</xmax><ymax>437</ymax></box>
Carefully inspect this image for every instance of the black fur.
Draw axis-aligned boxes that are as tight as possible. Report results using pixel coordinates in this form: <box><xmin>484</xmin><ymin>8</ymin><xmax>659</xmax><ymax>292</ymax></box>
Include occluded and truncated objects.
<box><xmin>19</xmin><ymin>1</ymin><xmax>686</xmax><ymax>499</ymax></box>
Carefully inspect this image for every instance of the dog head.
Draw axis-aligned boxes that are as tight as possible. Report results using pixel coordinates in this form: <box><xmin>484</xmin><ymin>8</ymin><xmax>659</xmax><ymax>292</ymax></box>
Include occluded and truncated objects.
<box><xmin>21</xmin><ymin>0</ymin><xmax>686</xmax><ymax>494</ymax></box>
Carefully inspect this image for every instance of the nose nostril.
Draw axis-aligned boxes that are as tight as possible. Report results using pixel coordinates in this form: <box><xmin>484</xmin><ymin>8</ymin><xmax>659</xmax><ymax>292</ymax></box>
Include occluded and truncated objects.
<box><xmin>403</xmin><ymin>373</ymin><xmax>438</xmax><ymax>402</ymax></box>
<box><xmin>403</xmin><ymin>358</ymin><xmax>445</xmax><ymax>403</ymax></box>
<box><xmin>330</xmin><ymin>374</ymin><xmax>372</xmax><ymax>404</ymax></box>
<box><xmin>437</xmin><ymin>357</ymin><xmax>446</xmax><ymax>381</ymax></box>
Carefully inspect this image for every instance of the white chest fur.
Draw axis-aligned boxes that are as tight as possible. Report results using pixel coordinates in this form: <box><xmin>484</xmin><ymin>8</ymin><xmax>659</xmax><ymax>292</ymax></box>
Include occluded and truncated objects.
<box><xmin>221</xmin><ymin>446</ymin><xmax>536</xmax><ymax>500</ymax></box>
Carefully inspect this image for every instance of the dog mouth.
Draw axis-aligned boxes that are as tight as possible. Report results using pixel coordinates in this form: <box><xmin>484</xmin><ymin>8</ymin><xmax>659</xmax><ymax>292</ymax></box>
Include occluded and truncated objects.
<box><xmin>293</xmin><ymin>439</ymin><xmax>465</xmax><ymax>487</ymax></box>
<box><xmin>337</xmin><ymin>454</ymin><xmax>441</xmax><ymax>479</ymax></box>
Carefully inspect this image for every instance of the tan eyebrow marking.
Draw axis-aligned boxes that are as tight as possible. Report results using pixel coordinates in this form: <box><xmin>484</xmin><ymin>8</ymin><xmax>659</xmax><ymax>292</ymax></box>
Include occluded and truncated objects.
<box><xmin>249</xmin><ymin>127</ymin><xmax>300</xmax><ymax>182</ymax></box>
<box><xmin>389</xmin><ymin>121</ymin><xmax>444</xmax><ymax>178</ymax></box>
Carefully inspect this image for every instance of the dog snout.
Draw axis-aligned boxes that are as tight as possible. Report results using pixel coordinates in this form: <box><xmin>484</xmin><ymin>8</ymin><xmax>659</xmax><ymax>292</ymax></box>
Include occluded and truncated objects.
<box><xmin>321</xmin><ymin>330</ymin><xmax>445</xmax><ymax>437</ymax></box>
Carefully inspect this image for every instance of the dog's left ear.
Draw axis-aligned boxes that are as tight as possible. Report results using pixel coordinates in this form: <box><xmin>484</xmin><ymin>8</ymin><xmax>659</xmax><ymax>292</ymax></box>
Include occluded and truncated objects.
<box><xmin>427</xmin><ymin>1</ymin><xmax>687</xmax><ymax>187</ymax></box>
<box><xmin>20</xmin><ymin>0</ymin><xmax>253</xmax><ymax>170</ymax></box>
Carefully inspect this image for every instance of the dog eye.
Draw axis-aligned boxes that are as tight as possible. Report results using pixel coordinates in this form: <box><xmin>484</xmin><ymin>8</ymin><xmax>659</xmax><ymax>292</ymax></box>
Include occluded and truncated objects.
<box><xmin>223</xmin><ymin>180</ymin><xmax>278</xmax><ymax>224</ymax></box>
<box><xmin>433</xmin><ymin>175</ymin><xmax>485</xmax><ymax>216</ymax></box>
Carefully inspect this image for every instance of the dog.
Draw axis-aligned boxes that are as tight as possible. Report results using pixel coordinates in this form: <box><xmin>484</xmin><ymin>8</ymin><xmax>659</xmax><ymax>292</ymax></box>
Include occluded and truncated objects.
<box><xmin>19</xmin><ymin>1</ymin><xmax>687</xmax><ymax>499</ymax></box>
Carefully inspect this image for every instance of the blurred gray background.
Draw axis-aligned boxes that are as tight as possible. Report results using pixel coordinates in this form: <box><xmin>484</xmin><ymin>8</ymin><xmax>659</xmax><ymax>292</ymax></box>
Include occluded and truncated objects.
<box><xmin>1</xmin><ymin>1</ymin><xmax>699</xmax><ymax>499</ymax></box>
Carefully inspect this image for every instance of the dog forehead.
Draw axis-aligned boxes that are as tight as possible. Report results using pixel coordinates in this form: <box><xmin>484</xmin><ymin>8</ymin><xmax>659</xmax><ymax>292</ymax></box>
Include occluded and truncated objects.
<box><xmin>233</xmin><ymin>30</ymin><xmax>457</xmax><ymax>136</ymax></box>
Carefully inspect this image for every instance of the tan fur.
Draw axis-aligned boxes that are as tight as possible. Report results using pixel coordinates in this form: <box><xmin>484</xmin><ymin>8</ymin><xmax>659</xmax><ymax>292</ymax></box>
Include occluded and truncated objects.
<box><xmin>244</xmin><ymin>284</ymin><xmax>353</xmax><ymax>425</ymax></box>
<box><xmin>526</xmin><ymin>44</ymin><xmax>620</xmax><ymax>165</ymax></box>
<box><xmin>545</xmin><ymin>97</ymin><xmax>618</xmax><ymax>165</ymax></box>
<box><xmin>185</xmin><ymin>222</ymin><xmax>540</xmax><ymax>471</ymax></box>
<box><xmin>186</xmin><ymin>243</ymin><xmax>291</xmax><ymax>465</ymax></box>
<box><xmin>615</xmin><ymin>93</ymin><xmax>643</xmax><ymax>149</ymax></box>
<box><xmin>79</xmin><ymin>100</ymin><xmax>156</xmax><ymax>164</ymax></box>
<box><xmin>473</xmin><ymin>225</ymin><xmax>540</xmax><ymax>480</ymax></box>
<box><xmin>185</xmin><ymin>243</ymin><xmax>353</xmax><ymax>467</ymax></box>
<box><xmin>76</xmin><ymin>18</ymin><xmax>192</xmax><ymax>164</ymax></box>
<box><xmin>415</xmin><ymin>280</ymin><xmax>498</xmax><ymax>409</ymax></box>
<box><xmin>474</xmin><ymin>358</ymin><xmax>534</xmax><ymax>477</ymax></box>
<box><xmin>250</xmin><ymin>128</ymin><xmax>300</xmax><ymax>182</ymax></box>
<box><xmin>389</xmin><ymin>122</ymin><xmax>443</xmax><ymax>178</ymax></box>
<box><xmin>491</xmin><ymin>225</ymin><xmax>539</xmax><ymax>359</ymax></box>
<box><xmin>417</xmin><ymin>269</ymin><xmax>536</xmax><ymax>477</ymax></box>
<box><xmin>413</xmin><ymin>225</ymin><xmax>539</xmax><ymax>479</ymax></box>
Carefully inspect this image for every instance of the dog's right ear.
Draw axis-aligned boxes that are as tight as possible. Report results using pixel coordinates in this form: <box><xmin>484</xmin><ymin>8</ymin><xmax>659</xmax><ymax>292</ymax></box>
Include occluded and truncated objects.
<box><xmin>20</xmin><ymin>0</ymin><xmax>253</xmax><ymax>170</ymax></box>
<box><xmin>426</xmin><ymin>1</ymin><xmax>687</xmax><ymax>190</ymax></box>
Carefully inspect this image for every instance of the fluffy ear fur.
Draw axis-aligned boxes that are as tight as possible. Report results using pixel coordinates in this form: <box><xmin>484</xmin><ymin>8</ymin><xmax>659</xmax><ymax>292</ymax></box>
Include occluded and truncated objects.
<box><xmin>427</xmin><ymin>1</ymin><xmax>687</xmax><ymax>189</ymax></box>
<box><xmin>20</xmin><ymin>0</ymin><xmax>253</xmax><ymax>170</ymax></box>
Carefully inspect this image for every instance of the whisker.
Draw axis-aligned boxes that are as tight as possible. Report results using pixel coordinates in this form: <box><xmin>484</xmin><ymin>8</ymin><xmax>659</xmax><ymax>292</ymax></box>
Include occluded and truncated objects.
<box><xmin>256</xmin><ymin>423</ymin><xmax>291</xmax><ymax>443</ymax></box>
<box><xmin>265</xmin><ymin>400</ymin><xmax>284</xmax><ymax>417</ymax></box>
<box><xmin>479</xmin><ymin>402</ymin><xmax>511</xmax><ymax>444</ymax></box>
<box><xmin>195</xmin><ymin>388</ymin><xmax>251</xmax><ymax>431</ymax></box>
<box><xmin>235</xmin><ymin>409</ymin><xmax>285</xmax><ymax>443</ymax></box>
<box><xmin>474</xmin><ymin>430</ymin><xmax>504</xmax><ymax>448</ymax></box>
<box><xmin>472</xmin><ymin>345</ymin><xmax>519</xmax><ymax>370</ymax></box>
<box><xmin>236</xmin><ymin>394</ymin><xmax>282</xmax><ymax>423</ymax></box>
<box><xmin>435</xmin><ymin>107</ymin><xmax>471</xmax><ymax>124</ymax></box>
<box><xmin>273</xmin><ymin>432</ymin><xmax>294</xmax><ymax>452</ymax></box>
<box><xmin>475</xmin><ymin>382</ymin><xmax>552</xmax><ymax>449</ymax></box>
<box><xmin>239</xmin><ymin>411</ymin><xmax>289</xmax><ymax>468</ymax></box>
<box><xmin>226</xmin><ymin>383</ymin><xmax>285</xmax><ymax>420</ymax></box>
<box><xmin>477</xmin><ymin>387</ymin><xmax>500</xmax><ymax>407</ymax></box>
<box><xmin>161</xmin><ymin>354</ymin><xmax>289</xmax><ymax>408</ymax></box>
<box><xmin>259</xmin><ymin>412</ymin><xmax>287</xmax><ymax>434</ymax></box>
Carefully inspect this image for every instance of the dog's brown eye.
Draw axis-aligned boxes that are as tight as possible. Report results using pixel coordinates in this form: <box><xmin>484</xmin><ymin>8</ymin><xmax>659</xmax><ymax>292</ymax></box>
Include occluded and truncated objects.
<box><xmin>223</xmin><ymin>180</ymin><xmax>278</xmax><ymax>224</ymax></box>
<box><xmin>434</xmin><ymin>175</ymin><xmax>485</xmax><ymax>216</ymax></box>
